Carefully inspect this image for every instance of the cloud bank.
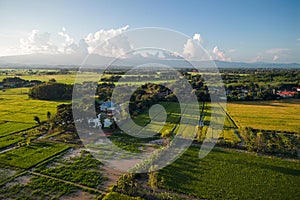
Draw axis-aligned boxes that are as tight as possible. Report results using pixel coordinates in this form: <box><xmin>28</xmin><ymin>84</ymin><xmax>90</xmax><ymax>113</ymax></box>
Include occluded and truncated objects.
<box><xmin>15</xmin><ymin>26</ymin><xmax>131</xmax><ymax>57</ymax></box>
<box><xmin>7</xmin><ymin>27</ymin><xmax>234</xmax><ymax>62</ymax></box>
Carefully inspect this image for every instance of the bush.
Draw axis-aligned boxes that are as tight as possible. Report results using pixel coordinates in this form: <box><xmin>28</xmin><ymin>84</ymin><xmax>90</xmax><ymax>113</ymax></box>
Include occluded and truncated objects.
<box><xmin>103</xmin><ymin>192</ymin><xmax>143</xmax><ymax>200</ymax></box>
<box><xmin>111</xmin><ymin>173</ymin><xmax>138</xmax><ymax>196</ymax></box>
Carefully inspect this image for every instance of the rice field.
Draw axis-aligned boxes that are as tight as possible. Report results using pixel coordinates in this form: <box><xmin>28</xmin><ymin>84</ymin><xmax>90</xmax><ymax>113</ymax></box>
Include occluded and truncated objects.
<box><xmin>159</xmin><ymin>146</ymin><xmax>300</xmax><ymax>199</ymax></box>
<box><xmin>0</xmin><ymin>141</ymin><xmax>70</xmax><ymax>169</ymax></box>
<box><xmin>0</xmin><ymin>122</ymin><xmax>35</xmax><ymax>137</ymax></box>
<box><xmin>226</xmin><ymin>99</ymin><xmax>300</xmax><ymax>132</ymax></box>
<box><xmin>0</xmin><ymin>88</ymin><xmax>69</xmax><ymax>135</ymax></box>
<box><xmin>0</xmin><ymin>72</ymin><xmax>99</xmax><ymax>84</ymax></box>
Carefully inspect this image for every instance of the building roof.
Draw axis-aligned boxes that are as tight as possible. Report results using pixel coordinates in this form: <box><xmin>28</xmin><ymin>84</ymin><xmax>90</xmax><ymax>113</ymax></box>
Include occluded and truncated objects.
<box><xmin>101</xmin><ymin>101</ymin><xmax>115</xmax><ymax>108</ymax></box>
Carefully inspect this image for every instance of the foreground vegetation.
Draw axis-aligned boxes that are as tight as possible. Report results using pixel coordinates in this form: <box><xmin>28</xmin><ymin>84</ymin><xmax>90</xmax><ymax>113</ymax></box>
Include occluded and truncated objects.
<box><xmin>158</xmin><ymin>146</ymin><xmax>300</xmax><ymax>200</ymax></box>
<box><xmin>0</xmin><ymin>174</ymin><xmax>80</xmax><ymax>200</ymax></box>
<box><xmin>0</xmin><ymin>68</ymin><xmax>299</xmax><ymax>199</ymax></box>
<box><xmin>35</xmin><ymin>150</ymin><xmax>107</xmax><ymax>189</ymax></box>
<box><xmin>0</xmin><ymin>141</ymin><xmax>70</xmax><ymax>169</ymax></box>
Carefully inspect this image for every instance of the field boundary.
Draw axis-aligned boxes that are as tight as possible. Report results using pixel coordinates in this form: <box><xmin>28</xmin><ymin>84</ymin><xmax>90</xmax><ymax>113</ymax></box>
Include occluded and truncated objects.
<box><xmin>218</xmin><ymin>103</ymin><xmax>238</xmax><ymax>129</ymax></box>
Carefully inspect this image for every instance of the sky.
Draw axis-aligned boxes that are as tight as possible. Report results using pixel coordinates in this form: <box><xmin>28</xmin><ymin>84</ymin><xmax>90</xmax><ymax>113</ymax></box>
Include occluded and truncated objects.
<box><xmin>0</xmin><ymin>0</ymin><xmax>299</xmax><ymax>63</ymax></box>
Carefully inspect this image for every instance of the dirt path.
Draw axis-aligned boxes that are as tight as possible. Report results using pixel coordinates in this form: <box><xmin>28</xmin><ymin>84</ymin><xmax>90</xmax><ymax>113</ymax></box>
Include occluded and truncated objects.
<box><xmin>101</xmin><ymin>166</ymin><xmax>123</xmax><ymax>190</ymax></box>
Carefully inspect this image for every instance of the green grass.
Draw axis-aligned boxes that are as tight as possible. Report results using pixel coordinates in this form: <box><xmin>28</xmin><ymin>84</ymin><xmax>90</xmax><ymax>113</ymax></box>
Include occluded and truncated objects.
<box><xmin>0</xmin><ymin>134</ymin><xmax>24</xmax><ymax>149</ymax></box>
<box><xmin>0</xmin><ymin>122</ymin><xmax>35</xmax><ymax>137</ymax></box>
<box><xmin>0</xmin><ymin>72</ymin><xmax>100</xmax><ymax>84</ymax></box>
<box><xmin>35</xmin><ymin>151</ymin><xmax>107</xmax><ymax>189</ymax></box>
<box><xmin>131</xmin><ymin>102</ymin><xmax>197</xmax><ymax>137</ymax></box>
<box><xmin>131</xmin><ymin>102</ymin><xmax>237</xmax><ymax>139</ymax></box>
<box><xmin>108</xmin><ymin>132</ymin><xmax>158</xmax><ymax>153</ymax></box>
<box><xmin>159</xmin><ymin>146</ymin><xmax>300</xmax><ymax>200</ymax></box>
<box><xmin>0</xmin><ymin>88</ymin><xmax>69</xmax><ymax>124</ymax></box>
<box><xmin>219</xmin><ymin>129</ymin><xmax>241</xmax><ymax>145</ymax></box>
<box><xmin>227</xmin><ymin>99</ymin><xmax>300</xmax><ymax>132</ymax></box>
<box><xmin>0</xmin><ymin>174</ymin><xmax>79</xmax><ymax>200</ymax></box>
<box><xmin>0</xmin><ymin>141</ymin><xmax>70</xmax><ymax>169</ymax></box>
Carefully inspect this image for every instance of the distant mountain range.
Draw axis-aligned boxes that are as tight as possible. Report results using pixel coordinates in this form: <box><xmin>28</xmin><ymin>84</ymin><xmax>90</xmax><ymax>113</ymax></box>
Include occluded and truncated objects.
<box><xmin>0</xmin><ymin>53</ymin><xmax>299</xmax><ymax>69</ymax></box>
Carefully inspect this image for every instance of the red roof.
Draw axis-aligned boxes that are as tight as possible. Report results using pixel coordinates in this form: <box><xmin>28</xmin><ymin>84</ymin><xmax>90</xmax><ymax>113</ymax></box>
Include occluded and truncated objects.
<box><xmin>277</xmin><ymin>91</ymin><xmax>296</xmax><ymax>95</ymax></box>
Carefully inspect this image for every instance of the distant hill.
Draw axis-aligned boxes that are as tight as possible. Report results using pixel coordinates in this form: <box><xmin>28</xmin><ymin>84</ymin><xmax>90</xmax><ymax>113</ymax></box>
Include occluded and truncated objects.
<box><xmin>0</xmin><ymin>53</ymin><xmax>299</xmax><ymax>69</ymax></box>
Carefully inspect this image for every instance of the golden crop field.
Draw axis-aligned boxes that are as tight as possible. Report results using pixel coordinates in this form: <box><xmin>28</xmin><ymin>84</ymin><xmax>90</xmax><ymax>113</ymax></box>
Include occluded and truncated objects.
<box><xmin>226</xmin><ymin>99</ymin><xmax>300</xmax><ymax>132</ymax></box>
<box><xmin>0</xmin><ymin>88</ymin><xmax>70</xmax><ymax>135</ymax></box>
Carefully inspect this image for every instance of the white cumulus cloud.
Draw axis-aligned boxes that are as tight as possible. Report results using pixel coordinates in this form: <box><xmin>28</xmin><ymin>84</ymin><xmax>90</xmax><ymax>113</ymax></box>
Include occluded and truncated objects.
<box><xmin>212</xmin><ymin>46</ymin><xmax>231</xmax><ymax>61</ymax></box>
<box><xmin>19</xmin><ymin>30</ymin><xmax>58</xmax><ymax>54</ymax></box>
<box><xmin>84</xmin><ymin>25</ymin><xmax>132</xmax><ymax>57</ymax></box>
<box><xmin>58</xmin><ymin>27</ymin><xmax>88</xmax><ymax>54</ymax></box>
<box><xmin>182</xmin><ymin>33</ymin><xmax>209</xmax><ymax>60</ymax></box>
<box><xmin>193</xmin><ymin>33</ymin><xmax>202</xmax><ymax>43</ymax></box>
<box><xmin>251</xmin><ymin>55</ymin><xmax>263</xmax><ymax>62</ymax></box>
<box><xmin>273</xmin><ymin>55</ymin><xmax>279</xmax><ymax>61</ymax></box>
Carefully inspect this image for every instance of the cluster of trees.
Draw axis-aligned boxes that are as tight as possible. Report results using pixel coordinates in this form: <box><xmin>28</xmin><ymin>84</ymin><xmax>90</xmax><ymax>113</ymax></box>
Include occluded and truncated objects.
<box><xmin>184</xmin><ymin>74</ymin><xmax>211</xmax><ymax>101</ymax></box>
<box><xmin>96</xmin><ymin>83</ymin><xmax>115</xmax><ymax>102</ymax></box>
<box><xmin>1</xmin><ymin>77</ymin><xmax>42</xmax><ymax>88</ymax></box>
<box><xmin>240</xmin><ymin>127</ymin><xmax>299</xmax><ymax>157</ymax></box>
<box><xmin>53</xmin><ymin>104</ymin><xmax>75</xmax><ymax>131</ymax></box>
<box><xmin>29</xmin><ymin>82</ymin><xmax>73</xmax><ymax>100</ymax></box>
<box><xmin>100</xmin><ymin>75</ymin><xmax>121</xmax><ymax>82</ymax></box>
<box><xmin>122</xmin><ymin>83</ymin><xmax>176</xmax><ymax>116</ymax></box>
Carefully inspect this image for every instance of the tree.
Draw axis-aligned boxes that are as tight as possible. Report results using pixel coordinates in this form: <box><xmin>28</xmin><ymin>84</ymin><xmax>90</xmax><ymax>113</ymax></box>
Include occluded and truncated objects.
<box><xmin>47</xmin><ymin>111</ymin><xmax>51</xmax><ymax>120</ymax></box>
<box><xmin>148</xmin><ymin>165</ymin><xmax>164</xmax><ymax>193</ymax></box>
<box><xmin>54</xmin><ymin>104</ymin><xmax>75</xmax><ymax>131</ymax></box>
<box><xmin>34</xmin><ymin>116</ymin><xmax>41</xmax><ymax>124</ymax></box>
<box><xmin>48</xmin><ymin>78</ymin><xmax>56</xmax><ymax>82</ymax></box>
<box><xmin>112</xmin><ymin>173</ymin><xmax>138</xmax><ymax>196</ymax></box>
<box><xmin>148</xmin><ymin>171</ymin><xmax>159</xmax><ymax>193</ymax></box>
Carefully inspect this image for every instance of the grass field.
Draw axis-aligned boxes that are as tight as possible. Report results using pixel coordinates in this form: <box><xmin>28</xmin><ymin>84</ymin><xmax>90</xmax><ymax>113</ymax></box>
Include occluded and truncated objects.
<box><xmin>227</xmin><ymin>99</ymin><xmax>300</xmax><ymax>132</ymax></box>
<box><xmin>0</xmin><ymin>141</ymin><xmax>70</xmax><ymax>169</ymax></box>
<box><xmin>159</xmin><ymin>145</ymin><xmax>300</xmax><ymax>199</ymax></box>
<box><xmin>0</xmin><ymin>134</ymin><xmax>24</xmax><ymax>149</ymax></box>
<box><xmin>0</xmin><ymin>122</ymin><xmax>35</xmax><ymax>137</ymax></box>
<box><xmin>0</xmin><ymin>72</ymin><xmax>99</xmax><ymax>84</ymax></box>
<box><xmin>35</xmin><ymin>151</ymin><xmax>107</xmax><ymax>189</ymax></box>
<box><xmin>130</xmin><ymin>102</ymin><xmax>237</xmax><ymax>141</ymax></box>
<box><xmin>204</xmin><ymin>103</ymin><xmax>237</xmax><ymax>129</ymax></box>
<box><xmin>0</xmin><ymin>174</ymin><xmax>80</xmax><ymax>200</ymax></box>
<box><xmin>0</xmin><ymin>88</ymin><xmax>69</xmax><ymax>135</ymax></box>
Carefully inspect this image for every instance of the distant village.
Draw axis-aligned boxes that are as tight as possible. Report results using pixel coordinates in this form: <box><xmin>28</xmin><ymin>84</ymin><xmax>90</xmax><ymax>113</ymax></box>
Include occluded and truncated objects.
<box><xmin>225</xmin><ymin>86</ymin><xmax>300</xmax><ymax>100</ymax></box>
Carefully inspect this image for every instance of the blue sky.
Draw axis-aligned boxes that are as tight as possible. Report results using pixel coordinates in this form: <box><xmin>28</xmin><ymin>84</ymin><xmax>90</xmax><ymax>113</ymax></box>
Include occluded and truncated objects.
<box><xmin>0</xmin><ymin>0</ymin><xmax>299</xmax><ymax>63</ymax></box>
